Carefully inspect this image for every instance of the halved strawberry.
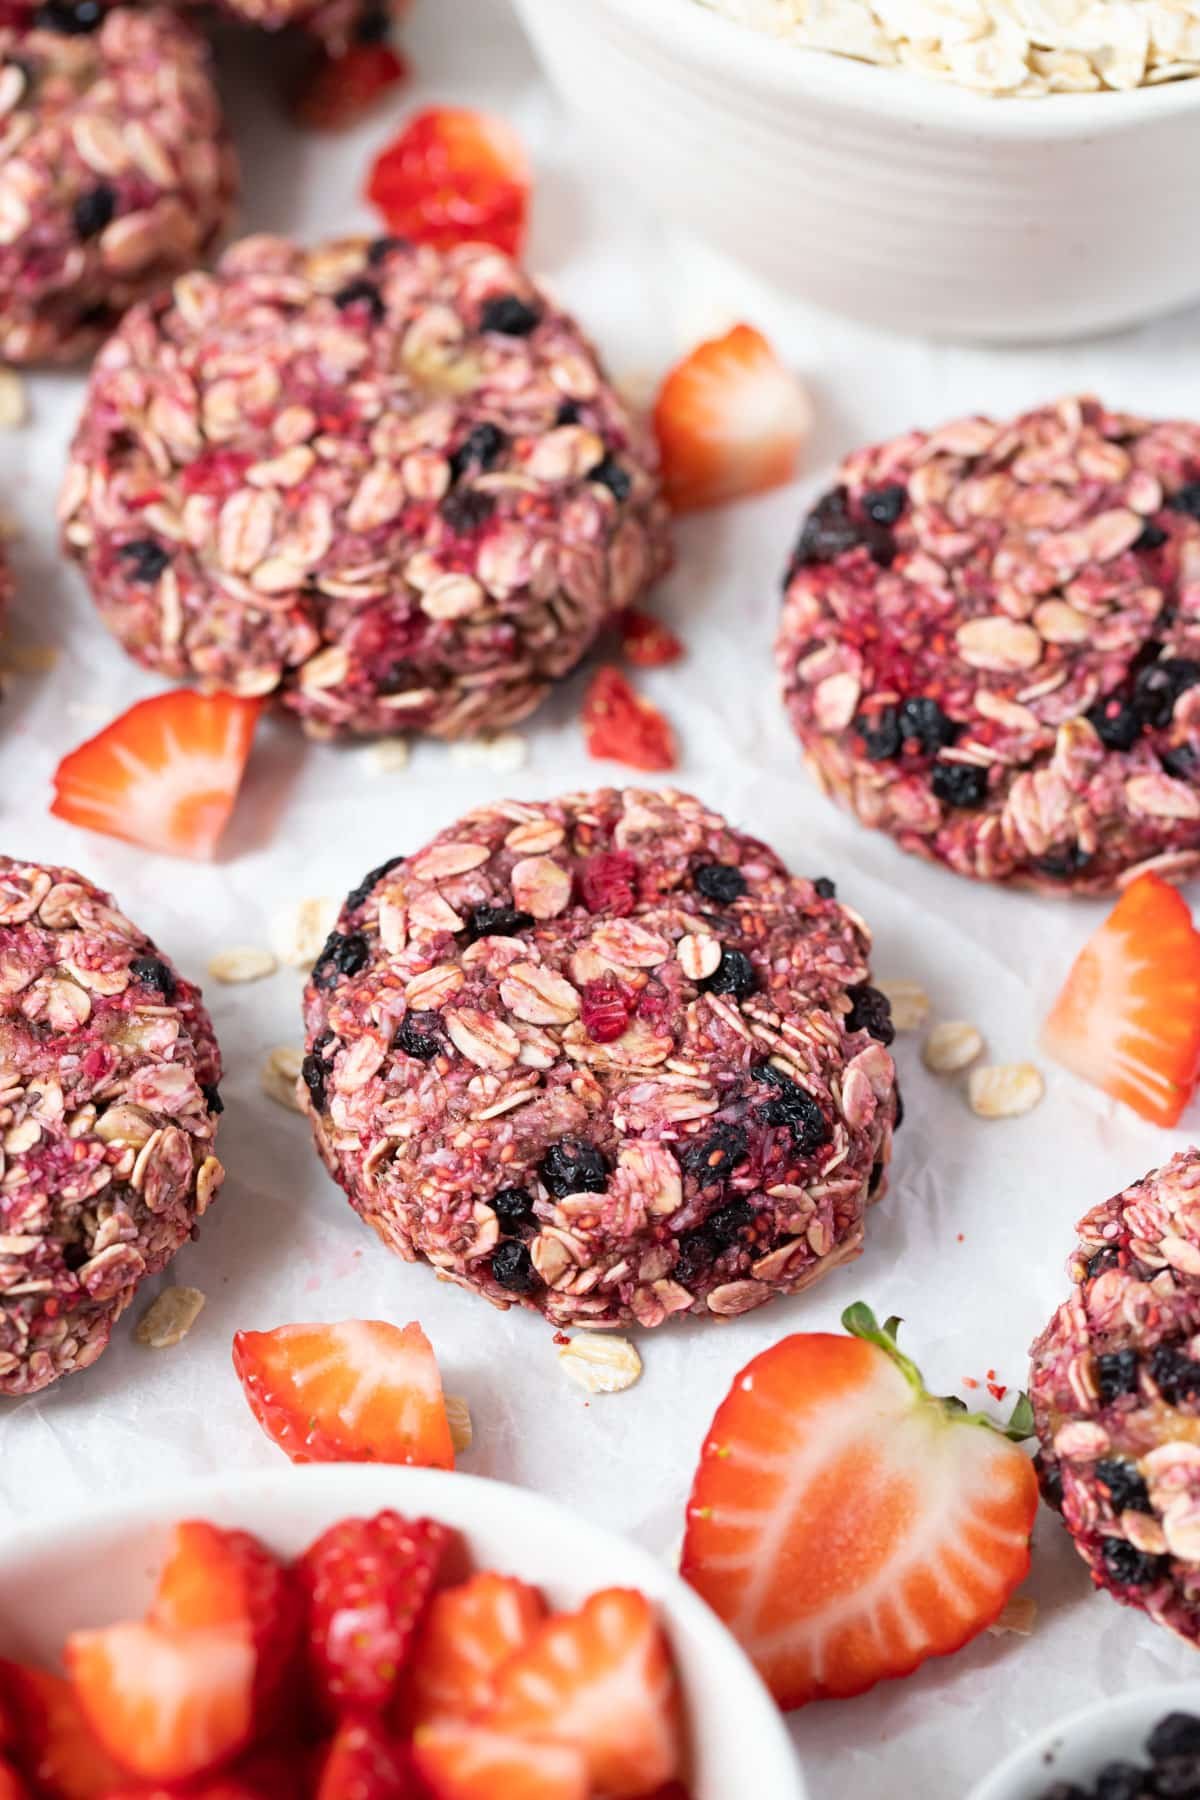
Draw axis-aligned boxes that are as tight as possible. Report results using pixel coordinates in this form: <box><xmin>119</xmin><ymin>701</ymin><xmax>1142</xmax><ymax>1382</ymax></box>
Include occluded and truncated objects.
<box><xmin>65</xmin><ymin>1622</ymin><xmax>254</xmax><ymax>1783</ymax></box>
<box><xmin>292</xmin><ymin>42</ymin><xmax>409</xmax><ymax>132</ymax></box>
<box><xmin>298</xmin><ymin>1510</ymin><xmax>451</xmax><ymax>1715</ymax></box>
<box><xmin>681</xmin><ymin>1303</ymin><xmax>1038</xmax><ymax>1709</ymax></box>
<box><xmin>231</xmin><ymin>1319</ymin><xmax>454</xmax><ymax>1467</ymax></box>
<box><xmin>581</xmin><ymin>667</ymin><xmax>677</xmax><ymax>773</ymax></box>
<box><xmin>1042</xmin><ymin>871</ymin><xmax>1200</xmax><ymax>1127</ymax></box>
<box><xmin>50</xmin><ymin>690</ymin><xmax>261</xmax><ymax>861</ymax></box>
<box><xmin>151</xmin><ymin>1522</ymin><xmax>301</xmax><ymax>1719</ymax></box>
<box><xmin>413</xmin><ymin>1723</ymin><xmax>587</xmax><ymax>1800</ymax></box>
<box><xmin>405</xmin><ymin>1573</ymin><xmax>547</xmax><ymax>1728</ymax></box>
<box><xmin>485</xmin><ymin>1590</ymin><xmax>683</xmax><ymax>1799</ymax></box>
<box><xmin>316</xmin><ymin>1718</ymin><xmax>413</xmax><ymax>1799</ymax></box>
<box><xmin>0</xmin><ymin>1661</ymin><xmax>128</xmax><ymax>1800</ymax></box>
<box><xmin>653</xmin><ymin>324</ymin><xmax>812</xmax><ymax>513</ymax></box>
<box><xmin>366</xmin><ymin>107</ymin><xmax>530</xmax><ymax>256</ymax></box>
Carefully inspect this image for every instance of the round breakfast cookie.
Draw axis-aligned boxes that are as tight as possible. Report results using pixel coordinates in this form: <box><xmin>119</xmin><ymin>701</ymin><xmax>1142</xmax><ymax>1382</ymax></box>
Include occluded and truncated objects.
<box><xmin>0</xmin><ymin>4</ymin><xmax>235</xmax><ymax>364</ymax></box>
<box><xmin>300</xmin><ymin>787</ymin><xmax>899</xmax><ymax>1330</ymax></box>
<box><xmin>0</xmin><ymin>858</ymin><xmax>224</xmax><ymax>1395</ymax></box>
<box><xmin>1030</xmin><ymin>1148</ymin><xmax>1200</xmax><ymax>1646</ymax></box>
<box><xmin>61</xmin><ymin>234</ymin><xmax>671</xmax><ymax>739</ymax></box>
<box><xmin>777</xmin><ymin>395</ymin><xmax>1200</xmax><ymax>893</ymax></box>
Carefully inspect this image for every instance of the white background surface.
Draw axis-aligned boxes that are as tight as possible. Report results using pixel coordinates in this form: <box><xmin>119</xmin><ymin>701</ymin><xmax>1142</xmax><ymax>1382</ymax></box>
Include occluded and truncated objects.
<box><xmin>4</xmin><ymin>2</ymin><xmax>1200</xmax><ymax>1794</ymax></box>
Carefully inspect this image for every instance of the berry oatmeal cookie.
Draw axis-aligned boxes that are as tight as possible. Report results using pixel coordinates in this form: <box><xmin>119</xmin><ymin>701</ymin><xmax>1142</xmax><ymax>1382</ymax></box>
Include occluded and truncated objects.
<box><xmin>777</xmin><ymin>395</ymin><xmax>1200</xmax><ymax>893</ymax></box>
<box><xmin>1030</xmin><ymin>1148</ymin><xmax>1200</xmax><ymax>1645</ymax></box>
<box><xmin>299</xmin><ymin>787</ymin><xmax>898</xmax><ymax>1329</ymax></box>
<box><xmin>60</xmin><ymin>235</ymin><xmax>671</xmax><ymax>739</ymax></box>
<box><xmin>0</xmin><ymin>3</ymin><xmax>235</xmax><ymax>364</ymax></box>
<box><xmin>0</xmin><ymin>858</ymin><xmax>224</xmax><ymax>1395</ymax></box>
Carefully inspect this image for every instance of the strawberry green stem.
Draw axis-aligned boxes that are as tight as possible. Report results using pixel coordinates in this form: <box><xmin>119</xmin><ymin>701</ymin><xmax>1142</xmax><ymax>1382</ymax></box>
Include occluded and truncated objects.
<box><xmin>841</xmin><ymin>1302</ymin><xmax>1034</xmax><ymax>1443</ymax></box>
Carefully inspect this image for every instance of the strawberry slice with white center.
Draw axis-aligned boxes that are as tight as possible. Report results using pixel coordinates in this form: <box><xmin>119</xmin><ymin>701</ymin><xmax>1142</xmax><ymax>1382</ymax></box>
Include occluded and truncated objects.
<box><xmin>51</xmin><ymin>690</ymin><xmax>261</xmax><ymax>860</ymax></box>
<box><xmin>484</xmin><ymin>1589</ymin><xmax>683</xmax><ymax>1798</ymax></box>
<box><xmin>413</xmin><ymin>1723</ymin><xmax>588</xmax><ymax>1800</ymax></box>
<box><xmin>681</xmin><ymin>1304</ymin><xmax>1038</xmax><ymax>1709</ymax></box>
<box><xmin>653</xmin><ymin>323</ymin><xmax>812</xmax><ymax>513</ymax></box>
<box><xmin>406</xmin><ymin>1572</ymin><xmax>547</xmax><ymax>1727</ymax></box>
<box><xmin>231</xmin><ymin>1319</ymin><xmax>454</xmax><ymax>1467</ymax></box>
<box><xmin>1042</xmin><ymin>871</ymin><xmax>1200</xmax><ymax>1127</ymax></box>
<box><xmin>65</xmin><ymin>1621</ymin><xmax>255</xmax><ymax>1784</ymax></box>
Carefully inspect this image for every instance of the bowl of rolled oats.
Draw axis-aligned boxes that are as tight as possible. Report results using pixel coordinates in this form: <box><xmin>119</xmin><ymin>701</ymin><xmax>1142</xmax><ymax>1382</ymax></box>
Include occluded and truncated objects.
<box><xmin>513</xmin><ymin>0</ymin><xmax>1200</xmax><ymax>340</ymax></box>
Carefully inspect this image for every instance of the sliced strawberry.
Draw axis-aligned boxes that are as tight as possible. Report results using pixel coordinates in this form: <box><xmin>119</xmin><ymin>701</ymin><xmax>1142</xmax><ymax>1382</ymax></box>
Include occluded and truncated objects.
<box><xmin>65</xmin><ymin>1621</ymin><xmax>254</xmax><ymax>1784</ymax></box>
<box><xmin>406</xmin><ymin>1573</ymin><xmax>547</xmax><ymax>1728</ymax></box>
<box><xmin>0</xmin><ymin>1661</ymin><xmax>128</xmax><ymax>1800</ymax></box>
<box><xmin>366</xmin><ymin>107</ymin><xmax>530</xmax><ymax>256</ymax></box>
<box><xmin>231</xmin><ymin>1319</ymin><xmax>454</xmax><ymax>1467</ymax></box>
<box><xmin>486</xmin><ymin>1589</ymin><xmax>683</xmax><ymax>1799</ymax></box>
<box><xmin>619</xmin><ymin>609</ymin><xmax>684</xmax><ymax>669</ymax></box>
<box><xmin>653</xmin><ymin>323</ymin><xmax>811</xmax><ymax>513</ymax></box>
<box><xmin>1042</xmin><ymin>871</ymin><xmax>1200</xmax><ymax>1127</ymax></box>
<box><xmin>413</xmin><ymin>1723</ymin><xmax>587</xmax><ymax>1800</ymax></box>
<box><xmin>681</xmin><ymin>1303</ymin><xmax>1038</xmax><ymax>1709</ymax></box>
<box><xmin>316</xmin><ymin>1718</ymin><xmax>413</xmax><ymax>1800</ymax></box>
<box><xmin>298</xmin><ymin>1510</ymin><xmax>451</xmax><ymax>1715</ymax></box>
<box><xmin>50</xmin><ymin>689</ymin><xmax>261</xmax><ymax>861</ymax></box>
<box><xmin>581</xmin><ymin>667</ymin><xmax>677</xmax><ymax>773</ymax></box>
<box><xmin>151</xmin><ymin>1521</ymin><xmax>301</xmax><ymax>1718</ymax></box>
<box><xmin>292</xmin><ymin>42</ymin><xmax>408</xmax><ymax>131</ymax></box>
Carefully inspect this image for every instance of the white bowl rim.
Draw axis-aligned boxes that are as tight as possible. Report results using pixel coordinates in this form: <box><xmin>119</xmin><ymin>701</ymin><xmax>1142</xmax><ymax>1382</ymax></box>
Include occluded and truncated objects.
<box><xmin>967</xmin><ymin>1677</ymin><xmax>1200</xmax><ymax>1800</ymax></box>
<box><xmin>0</xmin><ymin>1463</ymin><xmax>801</xmax><ymax>1794</ymax></box>
<box><xmin>578</xmin><ymin>0</ymin><xmax>1200</xmax><ymax>134</ymax></box>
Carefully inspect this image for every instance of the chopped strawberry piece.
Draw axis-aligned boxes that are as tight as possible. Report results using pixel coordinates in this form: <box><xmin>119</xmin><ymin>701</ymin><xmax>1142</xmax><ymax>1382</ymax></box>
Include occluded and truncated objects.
<box><xmin>316</xmin><ymin>1718</ymin><xmax>413</xmax><ymax>1799</ymax></box>
<box><xmin>0</xmin><ymin>1761</ymin><xmax>26</xmax><ymax>1800</ymax></box>
<box><xmin>579</xmin><ymin>973</ymin><xmax>635</xmax><ymax>1044</ymax></box>
<box><xmin>151</xmin><ymin>1522</ymin><xmax>301</xmax><ymax>1718</ymax></box>
<box><xmin>299</xmin><ymin>1510</ymin><xmax>451</xmax><ymax>1716</ymax></box>
<box><xmin>581</xmin><ymin>667</ymin><xmax>676</xmax><ymax>773</ymax></box>
<box><xmin>366</xmin><ymin>107</ymin><xmax>530</xmax><ymax>256</ymax></box>
<box><xmin>231</xmin><ymin>1319</ymin><xmax>454</xmax><ymax>1467</ymax></box>
<box><xmin>486</xmin><ymin>1589</ymin><xmax>683</xmax><ymax>1798</ymax></box>
<box><xmin>1042</xmin><ymin>871</ymin><xmax>1200</xmax><ymax>1127</ymax></box>
<box><xmin>292</xmin><ymin>43</ymin><xmax>409</xmax><ymax>132</ymax></box>
<box><xmin>653</xmin><ymin>324</ymin><xmax>812</xmax><ymax>513</ymax></box>
<box><xmin>50</xmin><ymin>689</ymin><xmax>261</xmax><ymax>861</ymax></box>
<box><xmin>406</xmin><ymin>1573</ymin><xmax>547</xmax><ymax>1729</ymax></box>
<box><xmin>681</xmin><ymin>1303</ymin><xmax>1038</xmax><ymax>1708</ymax></box>
<box><xmin>620</xmin><ymin>608</ymin><xmax>683</xmax><ymax>669</ymax></box>
<box><xmin>578</xmin><ymin>850</ymin><xmax>638</xmax><ymax>916</ymax></box>
<box><xmin>65</xmin><ymin>1621</ymin><xmax>254</xmax><ymax>1783</ymax></box>
<box><xmin>413</xmin><ymin>1723</ymin><xmax>587</xmax><ymax>1800</ymax></box>
<box><xmin>0</xmin><ymin>1661</ymin><xmax>127</xmax><ymax>1800</ymax></box>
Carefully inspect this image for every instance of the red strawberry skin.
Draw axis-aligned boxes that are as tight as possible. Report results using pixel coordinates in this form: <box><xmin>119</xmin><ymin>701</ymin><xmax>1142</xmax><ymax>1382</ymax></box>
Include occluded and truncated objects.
<box><xmin>299</xmin><ymin>1512</ymin><xmax>451</xmax><ymax>1716</ymax></box>
<box><xmin>316</xmin><ymin>1718</ymin><xmax>414</xmax><ymax>1800</ymax></box>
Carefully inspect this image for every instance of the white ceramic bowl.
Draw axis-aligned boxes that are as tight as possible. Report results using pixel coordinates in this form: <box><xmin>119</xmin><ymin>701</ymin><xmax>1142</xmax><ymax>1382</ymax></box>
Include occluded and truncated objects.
<box><xmin>968</xmin><ymin>1679</ymin><xmax>1200</xmax><ymax>1800</ymax></box>
<box><xmin>0</xmin><ymin>1464</ymin><xmax>803</xmax><ymax>1799</ymax></box>
<box><xmin>512</xmin><ymin>0</ymin><xmax>1200</xmax><ymax>342</ymax></box>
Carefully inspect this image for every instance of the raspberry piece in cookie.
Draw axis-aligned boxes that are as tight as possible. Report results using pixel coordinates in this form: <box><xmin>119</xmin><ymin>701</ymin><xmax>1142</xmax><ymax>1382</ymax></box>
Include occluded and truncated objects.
<box><xmin>62</xmin><ymin>235</ymin><xmax>671</xmax><ymax>740</ymax></box>
<box><xmin>1030</xmin><ymin>1148</ymin><xmax>1200</xmax><ymax>1646</ymax></box>
<box><xmin>0</xmin><ymin>858</ymin><xmax>224</xmax><ymax>1395</ymax></box>
<box><xmin>300</xmin><ymin>786</ymin><xmax>899</xmax><ymax>1330</ymax></box>
<box><xmin>777</xmin><ymin>395</ymin><xmax>1200</xmax><ymax>891</ymax></box>
<box><xmin>0</xmin><ymin>5</ymin><xmax>235</xmax><ymax>363</ymax></box>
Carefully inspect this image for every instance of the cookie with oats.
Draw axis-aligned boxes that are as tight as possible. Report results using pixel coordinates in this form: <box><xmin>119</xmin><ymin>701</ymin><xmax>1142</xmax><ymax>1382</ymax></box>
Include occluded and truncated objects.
<box><xmin>777</xmin><ymin>395</ymin><xmax>1200</xmax><ymax>892</ymax></box>
<box><xmin>61</xmin><ymin>234</ymin><xmax>671</xmax><ymax>739</ymax></box>
<box><xmin>0</xmin><ymin>4</ymin><xmax>235</xmax><ymax>364</ymax></box>
<box><xmin>1030</xmin><ymin>1148</ymin><xmax>1200</xmax><ymax>1646</ymax></box>
<box><xmin>299</xmin><ymin>786</ymin><xmax>898</xmax><ymax>1329</ymax></box>
<box><xmin>0</xmin><ymin>858</ymin><xmax>224</xmax><ymax>1396</ymax></box>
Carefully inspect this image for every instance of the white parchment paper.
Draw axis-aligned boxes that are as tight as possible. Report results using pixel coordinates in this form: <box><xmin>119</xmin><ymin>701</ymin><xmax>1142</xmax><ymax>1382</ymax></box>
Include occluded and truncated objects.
<box><xmin>5</xmin><ymin>3</ymin><xmax>1200</xmax><ymax>1792</ymax></box>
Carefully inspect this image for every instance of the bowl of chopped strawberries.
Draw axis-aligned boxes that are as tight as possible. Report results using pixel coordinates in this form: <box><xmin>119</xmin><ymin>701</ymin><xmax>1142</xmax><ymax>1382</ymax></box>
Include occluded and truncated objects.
<box><xmin>0</xmin><ymin>1463</ymin><xmax>801</xmax><ymax>1799</ymax></box>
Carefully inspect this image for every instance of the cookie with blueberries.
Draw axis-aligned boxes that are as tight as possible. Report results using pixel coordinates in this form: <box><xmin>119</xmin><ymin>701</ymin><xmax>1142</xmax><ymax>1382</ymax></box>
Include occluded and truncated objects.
<box><xmin>62</xmin><ymin>234</ymin><xmax>671</xmax><ymax>738</ymax></box>
<box><xmin>777</xmin><ymin>396</ymin><xmax>1200</xmax><ymax>892</ymax></box>
<box><xmin>0</xmin><ymin>4</ymin><xmax>235</xmax><ymax>363</ymax></box>
<box><xmin>299</xmin><ymin>787</ymin><xmax>899</xmax><ymax>1329</ymax></box>
<box><xmin>1030</xmin><ymin>1148</ymin><xmax>1200</xmax><ymax>1645</ymax></box>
